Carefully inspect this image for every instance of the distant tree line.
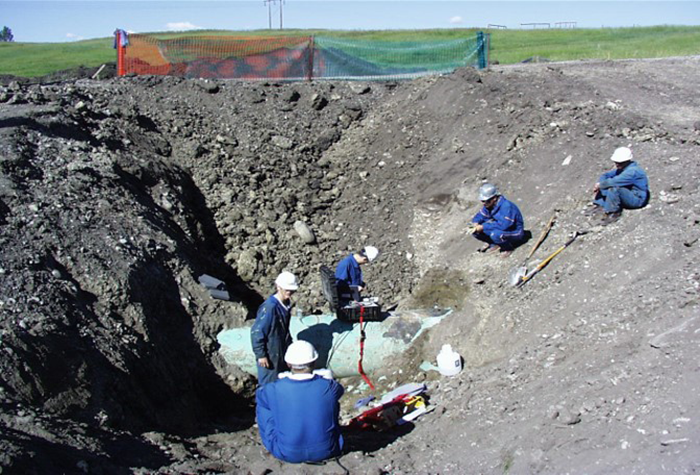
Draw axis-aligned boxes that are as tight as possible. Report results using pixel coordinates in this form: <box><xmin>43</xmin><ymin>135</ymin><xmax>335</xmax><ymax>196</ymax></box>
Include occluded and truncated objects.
<box><xmin>1</xmin><ymin>26</ymin><xmax>14</xmax><ymax>42</ymax></box>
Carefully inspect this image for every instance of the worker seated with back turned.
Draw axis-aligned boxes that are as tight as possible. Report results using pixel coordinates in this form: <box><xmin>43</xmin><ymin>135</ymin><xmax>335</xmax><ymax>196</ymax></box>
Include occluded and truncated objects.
<box><xmin>334</xmin><ymin>245</ymin><xmax>379</xmax><ymax>301</ymax></box>
<box><xmin>470</xmin><ymin>183</ymin><xmax>525</xmax><ymax>258</ymax></box>
<box><xmin>256</xmin><ymin>340</ymin><xmax>344</xmax><ymax>464</ymax></box>
<box><xmin>589</xmin><ymin>146</ymin><xmax>649</xmax><ymax>226</ymax></box>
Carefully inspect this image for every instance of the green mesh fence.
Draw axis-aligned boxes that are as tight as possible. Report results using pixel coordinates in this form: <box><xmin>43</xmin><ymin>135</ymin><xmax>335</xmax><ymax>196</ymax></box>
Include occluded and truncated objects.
<box><xmin>313</xmin><ymin>36</ymin><xmax>484</xmax><ymax>80</ymax></box>
<box><xmin>117</xmin><ymin>31</ymin><xmax>488</xmax><ymax>80</ymax></box>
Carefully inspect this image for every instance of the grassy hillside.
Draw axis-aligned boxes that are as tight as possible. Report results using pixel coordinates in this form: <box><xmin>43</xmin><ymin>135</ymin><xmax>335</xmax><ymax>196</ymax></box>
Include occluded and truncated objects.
<box><xmin>0</xmin><ymin>39</ymin><xmax>113</xmax><ymax>77</ymax></box>
<box><xmin>0</xmin><ymin>26</ymin><xmax>698</xmax><ymax>78</ymax></box>
<box><xmin>489</xmin><ymin>26</ymin><xmax>700</xmax><ymax>63</ymax></box>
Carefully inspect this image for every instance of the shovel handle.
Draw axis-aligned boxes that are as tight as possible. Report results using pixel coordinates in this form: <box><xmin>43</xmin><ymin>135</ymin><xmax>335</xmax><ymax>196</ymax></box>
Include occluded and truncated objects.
<box><xmin>517</xmin><ymin>232</ymin><xmax>581</xmax><ymax>287</ymax></box>
<box><xmin>527</xmin><ymin>213</ymin><xmax>556</xmax><ymax>260</ymax></box>
<box><xmin>537</xmin><ymin>245</ymin><xmax>566</xmax><ymax>269</ymax></box>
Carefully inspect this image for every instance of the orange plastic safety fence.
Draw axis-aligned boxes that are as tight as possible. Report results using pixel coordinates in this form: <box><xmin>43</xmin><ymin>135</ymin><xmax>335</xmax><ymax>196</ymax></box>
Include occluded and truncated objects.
<box><xmin>122</xmin><ymin>34</ymin><xmax>314</xmax><ymax>80</ymax></box>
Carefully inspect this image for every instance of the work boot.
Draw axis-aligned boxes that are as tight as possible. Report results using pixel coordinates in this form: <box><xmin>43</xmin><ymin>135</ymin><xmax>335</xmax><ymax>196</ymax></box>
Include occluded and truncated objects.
<box><xmin>486</xmin><ymin>244</ymin><xmax>502</xmax><ymax>254</ymax></box>
<box><xmin>500</xmin><ymin>250</ymin><xmax>513</xmax><ymax>258</ymax></box>
<box><xmin>583</xmin><ymin>204</ymin><xmax>605</xmax><ymax>217</ymax></box>
<box><xmin>478</xmin><ymin>243</ymin><xmax>498</xmax><ymax>253</ymax></box>
<box><xmin>600</xmin><ymin>211</ymin><xmax>622</xmax><ymax>226</ymax></box>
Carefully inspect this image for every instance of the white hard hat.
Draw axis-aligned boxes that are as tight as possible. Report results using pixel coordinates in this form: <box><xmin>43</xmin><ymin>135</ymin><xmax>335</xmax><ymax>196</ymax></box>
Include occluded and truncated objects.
<box><xmin>275</xmin><ymin>271</ymin><xmax>299</xmax><ymax>291</ymax></box>
<box><xmin>478</xmin><ymin>183</ymin><xmax>499</xmax><ymax>201</ymax></box>
<box><xmin>610</xmin><ymin>147</ymin><xmax>633</xmax><ymax>163</ymax></box>
<box><xmin>284</xmin><ymin>340</ymin><xmax>318</xmax><ymax>366</ymax></box>
<box><xmin>363</xmin><ymin>245</ymin><xmax>379</xmax><ymax>262</ymax></box>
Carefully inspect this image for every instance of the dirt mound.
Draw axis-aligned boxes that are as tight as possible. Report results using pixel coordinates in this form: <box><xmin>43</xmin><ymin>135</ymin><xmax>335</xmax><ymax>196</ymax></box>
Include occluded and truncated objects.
<box><xmin>1</xmin><ymin>56</ymin><xmax>699</xmax><ymax>473</ymax></box>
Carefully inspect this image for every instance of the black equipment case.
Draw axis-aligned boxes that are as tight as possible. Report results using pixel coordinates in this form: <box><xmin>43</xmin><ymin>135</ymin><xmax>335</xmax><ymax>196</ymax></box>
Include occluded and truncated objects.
<box><xmin>320</xmin><ymin>265</ymin><xmax>383</xmax><ymax>322</ymax></box>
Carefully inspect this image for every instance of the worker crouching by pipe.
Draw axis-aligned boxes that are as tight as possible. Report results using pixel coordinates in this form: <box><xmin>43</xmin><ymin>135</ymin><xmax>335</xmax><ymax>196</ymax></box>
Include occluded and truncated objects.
<box><xmin>255</xmin><ymin>340</ymin><xmax>345</xmax><ymax>464</ymax></box>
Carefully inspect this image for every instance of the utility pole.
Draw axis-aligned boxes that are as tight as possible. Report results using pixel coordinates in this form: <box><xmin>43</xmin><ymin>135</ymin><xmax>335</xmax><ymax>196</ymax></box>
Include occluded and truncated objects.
<box><xmin>263</xmin><ymin>0</ymin><xmax>284</xmax><ymax>30</ymax></box>
<box><xmin>264</xmin><ymin>0</ymin><xmax>272</xmax><ymax>29</ymax></box>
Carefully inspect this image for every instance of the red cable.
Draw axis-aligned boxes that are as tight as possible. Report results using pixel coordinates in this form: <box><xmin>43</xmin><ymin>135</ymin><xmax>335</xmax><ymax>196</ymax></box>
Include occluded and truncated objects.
<box><xmin>358</xmin><ymin>306</ymin><xmax>375</xmax><ymax>391</ymax></box>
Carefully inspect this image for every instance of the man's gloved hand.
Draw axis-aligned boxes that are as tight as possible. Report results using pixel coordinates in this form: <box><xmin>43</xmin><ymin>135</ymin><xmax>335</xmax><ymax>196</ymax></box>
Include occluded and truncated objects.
<box><xmin>466</xmin><ymin>223</ymin><xmax>478</xmax><ymax>235</ymax></box>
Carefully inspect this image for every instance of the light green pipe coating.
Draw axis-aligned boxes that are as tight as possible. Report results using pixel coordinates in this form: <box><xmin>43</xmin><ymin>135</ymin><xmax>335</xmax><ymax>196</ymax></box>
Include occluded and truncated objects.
<box><xmin>217</xmin><ymin>308</ymin><xmax>451</xmax><ymax>378</ymax></box>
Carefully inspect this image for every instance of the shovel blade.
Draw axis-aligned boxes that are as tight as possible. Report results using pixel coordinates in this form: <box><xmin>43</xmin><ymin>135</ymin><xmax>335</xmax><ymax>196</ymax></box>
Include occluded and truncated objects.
<box><xmin>508</xmin><ymin>266</ymin><xmax>528</xmax><ymax>286</ymax></box>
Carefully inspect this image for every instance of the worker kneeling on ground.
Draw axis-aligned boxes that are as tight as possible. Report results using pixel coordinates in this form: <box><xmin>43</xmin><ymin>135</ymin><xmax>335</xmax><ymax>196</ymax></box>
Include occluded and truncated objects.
<box><xmin>470</xmin><ymin>183</ymin><xmax>525</xmax><ymax>257</ymax></box>
<box><xmin>335</xmin><ymin>245</ymin><xmax>379</xmax><ymax>301</ymax></box>
<box><xmin>590</xmin><ymin>146</ymin><xmax>649</xmax><ymax>226</ymax></box>
<box><xmin>255</xmin><ymin>340</ymin><xmax>345</xmax><ymax>464</ymax></box>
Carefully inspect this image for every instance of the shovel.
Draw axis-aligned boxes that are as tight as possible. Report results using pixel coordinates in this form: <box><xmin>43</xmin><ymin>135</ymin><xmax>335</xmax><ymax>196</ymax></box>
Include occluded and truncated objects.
<box><xmin>512</xmin><ymin>230</ymin><xmax>587</xmax><ymax>287</ymax></box>
<box><xmin>508</xmin><ymin>213</ymin><xmax>556</xmax><ymax>286</ymax></box>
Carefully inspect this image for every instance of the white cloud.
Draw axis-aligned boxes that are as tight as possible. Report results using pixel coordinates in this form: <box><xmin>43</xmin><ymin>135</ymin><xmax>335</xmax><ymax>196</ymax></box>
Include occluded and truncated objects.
<box><xmin>449</xmin><ymin>16</ymin><xmax>463</xmax><ymax>24</ymax></box>
<box><xmin>66</xmin><ymin>33</ymin><xmax>84</xmax><ymax>41</ymax></box>
<box><xmin>166</xmin><ymin>22</ymin><xmax>202</xmax><ymax>31</ymax></box>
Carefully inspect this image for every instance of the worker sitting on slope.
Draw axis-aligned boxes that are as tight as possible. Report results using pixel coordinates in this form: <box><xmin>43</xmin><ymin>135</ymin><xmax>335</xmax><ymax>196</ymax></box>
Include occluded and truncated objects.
<box><xmin>590</xmin><ymin>146</ymin><xmax>649</xmax><ymax>226</ymax></box>
<box><xmin>255</xmin><ymin>340</ymin><xmax>344</xmax><ymax>464</ymax></box>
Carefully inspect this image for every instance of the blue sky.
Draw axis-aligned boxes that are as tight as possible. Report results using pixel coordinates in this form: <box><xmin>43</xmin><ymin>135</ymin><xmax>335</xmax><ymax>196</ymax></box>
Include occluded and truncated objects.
<box><xmin>2</xmin><ymin>1</ymin><xmax>699</xmax><ymax>43</ymax></box>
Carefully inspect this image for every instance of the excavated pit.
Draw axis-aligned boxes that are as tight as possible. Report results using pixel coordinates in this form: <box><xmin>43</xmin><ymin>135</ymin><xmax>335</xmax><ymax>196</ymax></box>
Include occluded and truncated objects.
<box><xmin>2</xmin><ymin>57</ymin><xmax>700</xmax><ymax>473</ymax></box>
<box><xmin>0</xmin><ymin>72</ymin><xmax>442</xmax><ymax>442</ymax></box>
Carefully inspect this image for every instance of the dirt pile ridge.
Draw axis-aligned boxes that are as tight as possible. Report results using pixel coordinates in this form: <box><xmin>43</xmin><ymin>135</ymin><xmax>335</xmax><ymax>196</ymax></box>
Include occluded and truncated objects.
<box><xmin>0</xmin><ymin>56</ymin><xmax>699</xmax><ymax>474</ymax></box>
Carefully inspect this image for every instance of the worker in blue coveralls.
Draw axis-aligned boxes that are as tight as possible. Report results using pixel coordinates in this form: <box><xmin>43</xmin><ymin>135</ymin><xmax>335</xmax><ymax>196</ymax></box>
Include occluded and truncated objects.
<box><xmin>334</xmin><ymin>246</ymin><xmax>379</xmax><ymax>301</ymax></box>
<box><xmin>470</xmin><ymin>183</ymin><xmax>525</xmax><ymax>258</ymax></box>
<box><xmin>251</xmin><ymin>271</ymin><xmax>299</xmax><ymax>386</ymax></box>
<box><xmin>256</xmin><ymin>340</ymin><xmax>344</xmax><ymax>464</ymax></box>
<box><xmin>590</xmin><ymin>146</ymin><xmax>649</xmax><ymax>226</ymax></box>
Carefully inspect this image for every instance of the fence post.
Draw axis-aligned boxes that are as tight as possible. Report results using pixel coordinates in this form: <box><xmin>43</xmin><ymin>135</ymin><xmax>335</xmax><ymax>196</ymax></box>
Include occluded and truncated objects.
<box><xmin>477</xmin><ymin>31</ymin><xmax>487</xmax><ymax>69</ymax></box>
<box><xmin>307</xmin><ymin>36</ymin><xmax>315</xmax><ymax>81</ymax></box>
<box><xmin>114</xmin><ymin>29</ymin><xmax>126</xmax><ymax>76</ymax></box>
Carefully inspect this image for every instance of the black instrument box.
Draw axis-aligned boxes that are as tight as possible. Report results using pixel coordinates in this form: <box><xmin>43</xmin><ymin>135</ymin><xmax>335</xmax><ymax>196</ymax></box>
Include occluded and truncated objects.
<box><xmin>319</xmin><ymin>265</ymin><xmax>383</xmax><ymax>322</ymax></box>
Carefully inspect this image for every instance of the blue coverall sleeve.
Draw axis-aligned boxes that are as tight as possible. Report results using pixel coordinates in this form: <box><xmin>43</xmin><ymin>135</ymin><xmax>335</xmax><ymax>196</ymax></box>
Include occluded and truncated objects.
<box><xmin>482</xmin><ymin>201</ymin><xmax>520</xmax><ymax>234</ymax></box>
<box><xmin>331</xmin><ymin>380</ymin><xmax>344</xmax><ymax>400</ymax></box>
<box><xmin>599</xmin><ymin>169</ymin><xmax>617</xmax><ymax>182</ymax></box>
<box><xmin>255</xmin><ymin>386</ymin><xmax>278</xmax><ymax>454</ymax></box>
<box><xmin>336</xmin><ymin>257</ymin><xmax>363</xmax><ymax>288</ymax></box>
<box><xmin>251</xmin><ymin>303</ymin><xmax>273</xmax><ymax>359</ymax></box>
<box><xmin>335</xmin><ymin>258</ymin><xmax>350</xmax><ymax>282</ymax></box>
<box><xmin>472</xmin><ymin>208</ymin><xmax>488</xmax><ymax>224</ymax></box>
<box><xmin>353</xmin><ymin>267</ymin><xmax>365</xmax><ymax>288</ymax></box>
<box><xmin>599</xmin><ymin>166</ymin><xmax>644</xmax><ymax>190</ymax></box>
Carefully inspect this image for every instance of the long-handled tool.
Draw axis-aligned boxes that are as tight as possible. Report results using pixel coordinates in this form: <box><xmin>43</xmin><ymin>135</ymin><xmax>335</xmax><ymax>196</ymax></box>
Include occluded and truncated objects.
<box><xmin>526</xmin><ymin>213</ymin><xmax>557</xmax><ymax>260</ymax></box>
<box><xmin>508</xmin><ymin>213</ymin><xmax>556</xmax><ymax>286</ymax></box>
<box><xmin>513</xmin><ymin>230</ymin><xmax>587</xmax><ymax>287</ymax></box>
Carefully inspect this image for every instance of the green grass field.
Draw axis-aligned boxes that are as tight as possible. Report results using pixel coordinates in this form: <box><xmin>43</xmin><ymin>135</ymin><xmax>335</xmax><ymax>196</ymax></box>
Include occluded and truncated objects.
<box><xmin>1</xmin><ymin>26</ymin><xmax>698</xmax><ymax>78</ymax></box>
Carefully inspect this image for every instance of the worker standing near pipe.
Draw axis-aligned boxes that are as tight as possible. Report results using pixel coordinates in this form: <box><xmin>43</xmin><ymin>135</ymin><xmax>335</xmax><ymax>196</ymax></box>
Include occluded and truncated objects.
<box><xmin>590</xmin><ymin>146</ymin><xmax>649</xmax><ymax>226</ymax></box>
<box><xmin>334</xmin><ymin>246</ymin><xmax>379</xmax><ymax>301</ymax></box>
<box><xmin>251</xmin><ymin>271</ymin><xmax>299</xmax><ymax>386</ymax></box>
<box><xmin>256</xmin><ymin>340</ymin><xmax>344</xmax><ymax>464</ymax></box>
<box><xmin>470</xmin><ymin>183</ymin><xmax>525</xmax><ymax>258</ymax></box>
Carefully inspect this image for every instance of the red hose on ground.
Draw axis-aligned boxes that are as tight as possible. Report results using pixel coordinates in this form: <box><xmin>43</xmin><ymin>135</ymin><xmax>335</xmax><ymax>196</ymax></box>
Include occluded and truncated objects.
<box><xmin>358</xmin><ymin>306</ymin><xmax>375</xmax><ymax>391</ymax></box>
